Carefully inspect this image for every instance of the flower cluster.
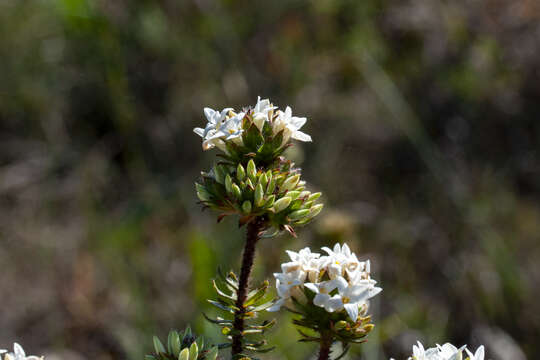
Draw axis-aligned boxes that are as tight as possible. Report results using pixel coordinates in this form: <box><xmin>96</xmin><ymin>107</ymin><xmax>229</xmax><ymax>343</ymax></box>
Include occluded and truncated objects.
<box><xmin>194</xmin><ymin>97</ymin><xmax>323</xmax><ymax>235</ymax></box>
<box><xmin>269</xmin><ymin>243</ymin><xmax>382</xmax><ymax>322</ymax></box>
<box><xmin>0</xmin><ymin>344</ymin><xmax>43</xmax><ymax>360</ymax></box>
<box><xmin>398</xmin><ymin>342</ymin><xmax>485</xmax><ymax>360</ymax></box>
<box><xmin>194</xmin><ymin>97</ymin><xmax>311</xmax><ymax>153</ymax></box>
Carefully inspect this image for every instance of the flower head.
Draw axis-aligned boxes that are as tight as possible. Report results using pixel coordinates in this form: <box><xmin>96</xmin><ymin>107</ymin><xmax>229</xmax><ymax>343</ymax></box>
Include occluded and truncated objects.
<box><xmin>193</xmin><ymin>97</ymin><xmax>312</xmax><ymax>156</ymax></box>
<box><xmin>1</xmin><ymin>343</ymin><xmax>43</xmax><ymax>360</ymax></box>
<box><xmin>402</xmin><ymin>341</ymin><xmax>474</xmax><ymax>360</ymax></box>
<box><xmin>268</xmin><ymin>243</ymin><xmax>381</xmax><ymax>322</ymax></box>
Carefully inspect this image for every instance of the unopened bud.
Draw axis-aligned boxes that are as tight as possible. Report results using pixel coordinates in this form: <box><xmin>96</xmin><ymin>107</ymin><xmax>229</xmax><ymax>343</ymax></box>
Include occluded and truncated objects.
<box><xmin>236</xmin><ymin>163</ymin><xmax>246</xmax><ymax>181</ymax></box>
<box><xmin>247</xmin><ymin>159</ymin><xmax>257</xmax><ymax>181</ymax></box>
<box><xmin>308</xmin><ymin>192</ymin><xmax>322</xmax><ymax>201</ymax></box>
<box><xmin>309</xmin><ymin>203</ymin><xmax>324</xmax><ymax>217</ymax></box>
<box><xmin>335</xmin><ymin>321</ymin><xmax>348</xmax><ymax>331</ymax></box>
<box><xmin>242</xmin><ymin>200</ymin><xmax>252</xmax><ymax>214</ymax></box>
<box><xmin>273</xmin><ymin>197</ymin><xmax>292</xmax><ymax>212</ymax></box>
<box><xmin>232</xmin><ymin>184</ymin><xmax>242</xmax><ymax>199</ymax></box>
<box><xmin>265</xmin><ymin>195</ymin><xmax>276</xmax><ymax>208</ymax></box>
<box><xmin>286</xmin><ymin>191</ymin><xmax>300</xmax><ymax>200</ymax></box>
<box><xmin>254</xmin><ymin>183</ymin><xmax>264</xmax><ymax>207</ymax></box>
<box><xmin>288</xmin><ymin>209</ymin><xmax>310</xmax><ymax>220</ymax></box>
<box><xmin>189</xmin><ymin>342</ymin><xmax>198</xmax><ymax>360</ymax></box>
<box><xmin>179</xmin><ymin>348</ymin><xmax>189</xmax><ymax>360</ymax></box>
<box><xmin>225</xmin><ymin>174</ymin><xmax>233</xmax><ymax>194</ymax></box>
<box><xmin>258</xmin><ymin>173</ymin><xmax>268</xmax><ymax>189</ymax></box>
<box><xmin>281</xmin><ymin>174</ymin><xmax>300</xmax><ymax>191</ymax></box>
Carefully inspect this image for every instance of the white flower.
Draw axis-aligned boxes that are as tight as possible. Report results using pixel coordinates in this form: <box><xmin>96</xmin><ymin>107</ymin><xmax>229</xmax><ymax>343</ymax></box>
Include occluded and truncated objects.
<box><xmin>273</xmin><ymin>106</ymin><xmax>312</xmax><ymax>143</ymax></box>
<box><xmin>268</xmin><ymin>243</ymin><xmax>382</xmax><ymax>321</ymax></box>
<box><xmin>284</xmin><ymin>247</ymin><xmax>322</xmax><ymax>282</ymax></box>
<box><xmin>193</xmin><ymin>107</ymin><xmax>233</xmax><ymax>150</ymax></box>
<box><xmin>465</xmin><ymin>346</ymin><xmax>484</xmax><ymax>360</ymax></box>
<box><xmin>320</xmin><ymin>243</ymin><xmax>366</xmax><ymax>279</ymax></box>
<box><xmin>406</xmin><ymin>342</ymin><xmax>466</xmax><ymax>360</ymax></box>
<box><xmin>252</xmin><ymin>96</ymin><xmax>275</xmax><ymax>131</ymax></box>
<box><xmin>2</xmin><ymin>343</ymin><xmax>43</xmax><ymax>360</ymax></box>
<box><xmin>205</xmin><ymin>112</ymin><xmax>245</xmax><ymax>146</ymax></box>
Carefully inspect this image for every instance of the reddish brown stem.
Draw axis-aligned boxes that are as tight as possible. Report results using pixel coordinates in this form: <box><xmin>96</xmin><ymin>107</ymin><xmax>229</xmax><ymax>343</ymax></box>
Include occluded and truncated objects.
<box><xmin>231</xmin><ymin>217</ymin><xmax>265</xmax><ymax>356</ymax></box>
<box><xmin>318</xmin><ymin>332</ymin><xmax>333</xmax><ymax>360</ymax></box>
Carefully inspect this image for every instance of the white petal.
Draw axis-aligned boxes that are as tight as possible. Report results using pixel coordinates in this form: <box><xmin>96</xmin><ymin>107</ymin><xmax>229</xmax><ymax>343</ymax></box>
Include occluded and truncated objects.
<box><xmin>474</xmin><ymin>346</ymin><xmax>485</xmax><ymax>360</ymax></box>
<box><xmin>324</xmin><ymin>295</ymin><xmax>343</xmax><ymax>312</ymax></box>
<box><xmin>304</xmin><ymin>283</ymin><xmax>319</xmax><ymax>294</ymax></box>
<box><xmin>267</xmin><ymin>298</ymin><xmax>285</xmax><ymax>312</ymax></box>
<box><xmin>344</xmin><ymin>303</ymin><xmax>359</xmax><ymax>321</ymax></box>
<box><xmin>313</xmin><ymin>293</ymin><xmax>331</xmax><ymax>307</ymax></box>
<box><xmin>334</xmin><ymin>276</ymin><xmax>349</xmax><ymax>292</ymax></box>
<box><xmin>13</xmin><ymin>344</ymin><xmax>25</xmax><ymax>357</ymax></box>
<box><xmin>291</xmin><ymin>130</ymin><xmax>312</xmax><ymax>142</ymax></box>
<box><xmin>193</xmin><ymin>127</ymin><xmax>205</xmax><ymax>137</ymax></box>
<box><xmin>290</xmin><ymin>116</ymin><xmax>307</xmax><ymax>129</ymax></box>
<box><xmin>204</xmin><ymin>107</ymin><xmax>216</xmax><ymax>122</ymax></box>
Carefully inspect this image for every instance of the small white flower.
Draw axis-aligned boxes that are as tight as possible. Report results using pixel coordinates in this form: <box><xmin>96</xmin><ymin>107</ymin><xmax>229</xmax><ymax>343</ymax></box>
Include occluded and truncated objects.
<box><xmin>269</xmin><ymin>242</ymin><xmax>382</xmax><ymax>322</ymax></box>
<box><xmin>252</xmin><ymin>96</ymin><xmax>275</xmax><ymax>131</ymax></box>
<box><xmin>304</xmin><ymin>277</ymin><xmax>346</xmax><ymax>312</ymax></box>
<box><xmin>465</xmin><ymin>346</ymin><xmax>484</xmax><ymax>360</ymax></box>
<box><xmin>406</xmin><ymin>342</ymin><xmax>466</xmax><ymax>360</ymax></box>
<box><xmin>193</xmin><ymin>107</ymin><xmax>234</xmax><ymax>150</ymax></box>
<box><xmin>273</xmin><ymin>106</ymin><xmax>312</xmax><ymax>144</ymax></box>
<box><xmin>206</xmin><ymin>112</ymin><xmax>245</xmax><ymax>145</ymax></box>
<box><xmin>2</xmin><ymin>343</ymin><xmax>43</xmax><ymax>360</ymax></box>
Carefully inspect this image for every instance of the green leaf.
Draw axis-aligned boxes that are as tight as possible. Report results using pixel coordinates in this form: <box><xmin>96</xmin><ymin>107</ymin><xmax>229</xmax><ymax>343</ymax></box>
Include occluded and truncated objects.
<box><xmin>153</xmin><ymin>336</ymin><xmax>166</xmax><ymax>355</ymax></box>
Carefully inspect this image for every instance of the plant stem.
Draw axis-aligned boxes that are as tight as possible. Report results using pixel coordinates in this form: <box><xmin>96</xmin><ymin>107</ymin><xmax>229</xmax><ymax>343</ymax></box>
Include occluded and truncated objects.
<box><xmin>231</xmin><ymin>217</ymin><xmax>265</xmax><ymax>356</ymax></box>
<box><xmin>318</xmin><ymin>332</ymin><xmax>333</xmax><ymax>360</ymax></box>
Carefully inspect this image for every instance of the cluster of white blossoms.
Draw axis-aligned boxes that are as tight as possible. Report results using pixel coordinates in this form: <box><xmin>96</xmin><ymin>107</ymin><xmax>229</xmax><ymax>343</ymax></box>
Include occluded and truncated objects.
<box><xmin>193</xmin><ymin>96</ymin><xmax>312</xmax><ymax>151</ymax></box>
<box><xmin>393</xmin><ymin>341</ymin><xmax>485</xmax><ymax>360</ymax></box>
<box><xmin>0</xmin><ymin>344</ymin><xmax>43</xmax><ymax>360</ymax></box>
<box><xmin>268</xmin><ymin>243</ymin><xmax>382</xmax><ymax>322</ymax></box>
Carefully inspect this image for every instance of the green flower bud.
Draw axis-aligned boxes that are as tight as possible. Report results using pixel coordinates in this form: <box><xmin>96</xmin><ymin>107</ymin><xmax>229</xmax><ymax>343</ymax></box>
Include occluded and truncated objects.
<box><xmin>281</xmin><ymin>174</ymin><xmax>300</xmax><ymax>191</ymax></box>
<box><xmin>298</xmin><ymin>191</ymin><xmax>311</xmax><ymax>199</ymax></box>
<box><xmin>225</xmin><ymin>174</ymin><xmax>233</xmax><ymax>194</ymax></box>
<box><xmin>169</xmin><ymin>331</ymin><xmax>181</xmax><ymax>356</ymax></box>
<box><xmin>303</xmin><ymin>200</ymin><xmax>314</xmax><ymax>209</ymax></box>
<box><xmin>266</xmin><ymin>176</ymin><xmax>277</xmax><ymax>195</ymax></box>
<box><xmin>153</xmin><ymin>336</ymin><xmax>166</xmax><ymax>354</ymax></box>
<box><xmin>242</xmin><ymin>200</ymin><xmax>252</xmax><ymax>214</ymax></box>
<box><xmin>237</xmin><ymin>163</ymin><xmax>246</xmax><ymax>181</ymax></box>
<box><xmin>286</xmin><ymin>191</ymin><xmax>301</xmax><ymax>200</ymax></box>
<box><xmin>232</xmin><ymin>183</ymin><xmax>242</xmax><ymax>199</ymax></box>
<box><xmin>273</xmin><ymin>197</ymin><xmax>292</xmax><ymax>212</ymax></box>
<box><xmin>258</xmin><ymin>172</ymin><xmax>268</xmax><ymax>189</ymax></box>
<box><xmin>308</xmin><ymin>192</ymin><xmax>322</xmax><ymax>201</ymax></box>
<box><xmin>189</xmin><ymin>342</ymin><xmax>198</xmax><ymax>360</ymax></box>
<box><xmin>288</xmin><ymin>209</ymin><xmax>310</xmax><ymax>220</ymax></box>
<box><xmin>335</xmin><ymin>320</ymin><xmax>348</xmax><ymax>331</ymax></box>
<box><xmin>247</xmin><ymin>159</ymin><xmax>257</xmax><ymax>181</ymax></box>
<box><xmin>254</xmin><ymin>183</ymin><xmax>264</xmax><ymax>207</ymax></box>
<box><xmin>245</xmin><ymin>178</ymin><xmax>254</xmax><ymax>190</ymax></box>
<box><xmin>264</xmin><ymin>194</ymin><xmax>275</xmax><ymax>208</ymax></box>
<box><xmin>179</xmin><ymin>348</ymin><xmax>189</xmax><ymax>360</ymax></box>
<box><xmin>309</xmin><ymin>203</ymin><xmax>324</xmax><ymax>217</ymax></box>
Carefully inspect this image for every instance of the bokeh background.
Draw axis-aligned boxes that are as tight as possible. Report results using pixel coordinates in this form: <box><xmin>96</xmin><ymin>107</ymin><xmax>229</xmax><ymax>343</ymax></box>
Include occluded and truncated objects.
<box><xmin>1</xmin><ymin>0</ymin><xmax>539</xmax><ymax>359</ymax></box>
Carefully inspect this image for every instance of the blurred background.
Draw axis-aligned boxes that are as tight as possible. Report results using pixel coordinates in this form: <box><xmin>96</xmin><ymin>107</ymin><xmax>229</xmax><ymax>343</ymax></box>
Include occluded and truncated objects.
<box><xmin>1</xmin><ymin>0</ymin><xmax>539</xmax><ymax>359</ymax></box>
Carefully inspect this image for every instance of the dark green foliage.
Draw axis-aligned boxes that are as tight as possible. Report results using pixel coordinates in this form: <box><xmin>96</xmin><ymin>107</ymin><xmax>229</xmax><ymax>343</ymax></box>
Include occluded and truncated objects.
<box><xmin>204</xmin><ymin>270</ymin><xmax>276</xmax><ymax>359</ymax></box>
